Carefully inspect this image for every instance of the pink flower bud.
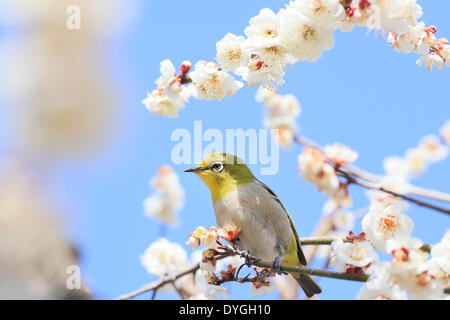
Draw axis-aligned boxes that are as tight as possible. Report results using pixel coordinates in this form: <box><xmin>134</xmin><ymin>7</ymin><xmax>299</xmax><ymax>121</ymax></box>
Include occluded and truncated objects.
<box><xmin>179</xmin><ymin>61</ymin><xmax>192</xmax><ymax>75</ymax></box>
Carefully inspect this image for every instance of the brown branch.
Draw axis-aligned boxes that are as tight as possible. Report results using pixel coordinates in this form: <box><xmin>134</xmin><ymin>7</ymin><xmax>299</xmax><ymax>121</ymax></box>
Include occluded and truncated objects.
<box><xmin>338</xmin><ymin>169</ymin><xmax>450</xmax><ymax>215</ymax></box>
<box><xmin>116</xmin><ymin>263</ymin><xmax>201</xmax><ymax>300</ymax></box>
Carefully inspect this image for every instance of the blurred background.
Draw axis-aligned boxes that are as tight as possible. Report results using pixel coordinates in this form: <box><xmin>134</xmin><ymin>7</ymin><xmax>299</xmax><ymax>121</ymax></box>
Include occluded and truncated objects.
<box><xmin>0</xmin><ymin>0</ymin><xmax>448</xmax><ymax>299</ymax></box>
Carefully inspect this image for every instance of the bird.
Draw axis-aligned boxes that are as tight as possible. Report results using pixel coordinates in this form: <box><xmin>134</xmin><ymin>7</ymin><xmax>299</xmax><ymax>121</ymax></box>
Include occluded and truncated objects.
<box><xmin>184</xmin><ymin>152</ymin><xmax>321</xmax><ymax>297</ymax></box>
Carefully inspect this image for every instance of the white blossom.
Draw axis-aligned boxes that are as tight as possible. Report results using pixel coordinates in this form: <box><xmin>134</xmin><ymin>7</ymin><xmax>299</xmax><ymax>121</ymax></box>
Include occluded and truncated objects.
<box><xmin>186</xmin><ymin>226</ymin><xmax>208</xmax><ymax>250</ymax></box>
<box><xmin>190</xmin><ymin>252</ymin><xmax>229</xmax><ymax>300</ymax></box>
<box><xmin>140</xmin><ymin>238</ymin><xmax>188</xmax><ymax>278</ymax></box>
<box><xmin>403</xmin><ymin>147</ymin><xmax>428</xmax><ymax>176</ymax></box>
<box><xmin>388</xmin><ymin>22</ymin><xmax>427</xmax><ymax>53</ymax></box>
<box><xmin>379</xmin><ymin>175</ymin><xmax>411</xmax><ymax>195</ymax></box>
<box><xmin>200</xmin><ymin>227</ymin><xmax>220</xmax><ymax>250</ymax></box>
<box><xmin>384</xmin><ymin>236</ymin><xmax>429</xmax><ymax>290</ymax></box>
<box><xmin>429</xmin><ymin>230</ymin><xmax>450</xmax><ymax>277</ymax></box>
<box><xmin>189</xmin><ymin>61</ymin><xmax>243</xmax><ymax>100</ymax></box>
<box><xmin>332</xmin><ymin>210</ymin><xmax>355</xmax><ymax>230</ymax></box>
<box><xmin>288</xmin><ymin>0</ymin><xmax>345</xmax><ymax>31</ymax></box>
<box><xmin>357</xmin><ymin>269</ymin><xmax>407</xmax><ymax>300</ymax></box>
<box><xmin>382</xmin><ymin>131</ymin><xmax>448</xmax><ymax>183</ymax></box>
<box><xmin>216</xmin><ymin>33</ymin><xmax>249</xmax><ymax>72</ymax></box>
<box><xmin>142</xmin><ymin>59</ymin><xmax>190</xmax><ymax>117</ymax></box>
<box><xmin>236</xmin><ymin>58</ymin><xmax>286</xmax><ymax>87</ymax></box>
<box><xmin>142</xmin><ymin>89</ymin><xmax>185</xmax><ymax>118</ymax></box>
<box><xmin>405</xmin><ymin>267</ymin><xmax>444</xmax><ymax>300</ymax></box>
<box><xmin>416</xmin><ymin>134</ymin><xmax>448</xmax><ymax>163</ymax></box>
<box><xmin>257</xmin><ymin>88</ymin><xmax>301</xmax><ymax>148</ymax></box>
<box><xmin>439</xmin><ymin>41</ymin><xmax>450</xmax><ymax>67</ymax></box>
<box><xmin>376</xmin><ymin>0</ymin><xmax>423</xmax><ymax>35</ymax></box>
<box><xmin>298</xmin><ymin>147</ymin><xmax>340</xmax><ymax>197</ymax></box>
<box><xmin>383</xmin><ymin>156</ymin><xmax>411</xmax><ymax>179</ymax></box>
<box><xmin>330</xmin><ymin>239</ymin><xmax>379</xmax><ymax>274</ymax></box>
<box><xmin>416</xmin><ymin>52</ymin><xmax>444</xmax><ymax>70</ymax></box>
<box><xmin>143</xmin><ymin>165</ymin><xmax>184</xmax><ymax>225</ymax></box>
<box><xmin>186</xmin><ymin>236</ymin><xmax>201</xmax><ymax>250</ymax></box>
<box><xmin>279</xmin><ymin>6</ymin><xmax>335</xmax><ymax>62</ymax></box>
<box><xmin>197</xmin><ymin>270</ymin><xmax>229</xmax><ymax>300</ymax></box>
<box><xmin>324</xmin><ymin>143</ymin><xmax>359</xmax><ymax>165</ymax></box>
<box><xmin>362</xmin><ymin>203</ymin><xmax>414</xmax><ymax>253</ymax></box>
<box><xmin>245</xmin><ymin>8</ymin><xmax>293</xmax><ymax>67</ymax></box>
<box><xmin>425</xmin><ymin>258</ymin><xmax>449</xmax><ymax>288</ymax></box>
<box><xmin>249</xmin><ymin>281</ymin><xmax>275</xmax><ymax>297</ymax></box>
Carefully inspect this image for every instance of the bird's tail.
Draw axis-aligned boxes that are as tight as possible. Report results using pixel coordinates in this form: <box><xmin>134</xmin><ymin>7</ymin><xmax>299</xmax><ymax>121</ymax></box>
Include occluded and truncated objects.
<box><xmin>292</xmin><ymin>273</ymin><xmax>322</xmax><ymax>298</ymax></box>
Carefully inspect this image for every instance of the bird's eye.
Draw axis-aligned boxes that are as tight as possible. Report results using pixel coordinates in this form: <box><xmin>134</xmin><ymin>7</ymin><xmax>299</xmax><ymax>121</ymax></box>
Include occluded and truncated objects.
<box><xmin>211</xmin><ymin>162</ymin><xmax>224</xmax><ymax>173</ymax></box>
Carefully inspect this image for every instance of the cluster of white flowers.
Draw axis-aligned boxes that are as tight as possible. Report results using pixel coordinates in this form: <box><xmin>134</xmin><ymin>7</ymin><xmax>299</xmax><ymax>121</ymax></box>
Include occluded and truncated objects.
<box><xmin>191</xmin><ymin>253</ymin><xmax>248</xmax><ymax>300</ymax></box>
<box><xmin>328</xmin><ymin>208</ymin><xmax>448</xmax><ymax>300</ymax></box>
<box><xmin>217</xmin><ymin>3</ymin><xmax>342</xmax><ymax>87</ymax></box>
<box><xmin>256</xmin><ymin>88</ymin><xmax>301</xmax><ymax>148</ymax></box>
<box><xmin>298</xmin><ymin>144</ymin><xmax>358</xmax><ymax>204</ymax></box>
<box><xmin>427</xmin><ymin>231</ymin><xmax>450</xmax><ymax>287</ymax></box>
<box><xmin>140</xmin><ymin>238</ymin><xmax>188</xmax><ymax>291</ymax></box>
<box><xmin>190</xmin><ymin>61</ymin><xmax>244</xmax><ymax>101</ymax></box>
<box><xmin>390</xmin><ymin>25</ymin><xmax>450</xmax><ymax>71</ymax></box>
<box><xmin>185</xmin><ymin>225</ymin><xmax>276</xmax><ymax>298</ymax></box>
<box><xmin>143</xmin><ymin>165</ymin><xmax>184</xmax><ymax>225</ymax></box>
<box><xmin>142</xmin><ymin>60</ymin><xmax>192</xmax><ymax>117</ymax></box>
<box><xmin>186</xmin><ymin>226</ymin><xmax>219</xmax><ymax>250</ymax></box>
<box><xmin>139</xmin><ymin>235</ymin><xmax>243</xmax><ymax>300</ymax></box>
<box><xmin>142</xmin><ymin>58</ymin><xmax>243</xmax><ymax>117</ymax></box>
<box><xmin>357</xmin><ymin>233</ymin><xmax>449</xmax><ymax>300</ymax></box>
<box><xmin>382</xmin><ymin>122</ymin><xmax>449</xmax><ymax>193</ymax></box>
<box><xmin>144</xmin><ymin>1</ymin><xmax>448</xmax><ymax>117</ymax></box>
<box><xmin>330</xmin><ymin>235</ymin><xmax>379</xmax><ymax>275</ymax></box>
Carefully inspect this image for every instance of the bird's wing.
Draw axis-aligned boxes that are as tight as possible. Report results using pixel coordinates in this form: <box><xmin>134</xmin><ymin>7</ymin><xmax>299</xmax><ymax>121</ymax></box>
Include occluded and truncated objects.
<box><xmin>255</xmin><ymin>179</ymin><xmax>307</xmax><ymax>265</ymax></box>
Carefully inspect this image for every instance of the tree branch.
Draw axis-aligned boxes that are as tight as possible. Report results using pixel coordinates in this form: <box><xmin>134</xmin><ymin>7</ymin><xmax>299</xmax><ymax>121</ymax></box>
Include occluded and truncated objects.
<box><xmin>117</xmin><ymin>237</ymin><xmax>434</xmax><ymax>300</ymax></box>
<box><xmin>338</xmin><ymin>169</ymin><xmax>450</xmax><ymax>215</ymax></box>
<box><xmin>294</xmin><ymin>135</ymin><xmax>450</xmax><ymax>214</ymax></box>
<box><xmin>116</xmin><ymin>263</ymin><xmax>201</xmax><ymax>300</ymax></box>
<box><xmin>300</xmin><ymin>237</ymin><xmax>432</xmax><ymax>253</ymax></box>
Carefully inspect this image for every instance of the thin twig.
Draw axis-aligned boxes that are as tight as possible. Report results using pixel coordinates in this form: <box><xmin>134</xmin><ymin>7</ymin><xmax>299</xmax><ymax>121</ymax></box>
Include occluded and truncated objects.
<box><xmin>116</xmin><ymin>263</ymin><xmax>201</xmax><ymax>300</ymax></box>
<box><xmin>338</xmin><ymin>169</ymin><xmax>450</xmax><ymax>215</ymax></box>
<box><xmin>170</xmin><ymin>282</ymin><xmax>185</xmax><ymax>300</ymax></box>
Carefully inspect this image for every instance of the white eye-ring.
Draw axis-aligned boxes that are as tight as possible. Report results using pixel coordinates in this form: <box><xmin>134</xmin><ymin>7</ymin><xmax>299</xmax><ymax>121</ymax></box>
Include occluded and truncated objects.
<box><xmin>211</xmin><ymin>162</ymin><xmax>224</xmax><ymax>173</ymax></box>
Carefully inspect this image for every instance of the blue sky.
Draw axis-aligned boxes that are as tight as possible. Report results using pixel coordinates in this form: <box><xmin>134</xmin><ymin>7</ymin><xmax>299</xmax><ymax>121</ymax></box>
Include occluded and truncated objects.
<box><xmin>2</xmin><ymin>1</ymin><xmax>449</xmax><ymax>300</ymax></box>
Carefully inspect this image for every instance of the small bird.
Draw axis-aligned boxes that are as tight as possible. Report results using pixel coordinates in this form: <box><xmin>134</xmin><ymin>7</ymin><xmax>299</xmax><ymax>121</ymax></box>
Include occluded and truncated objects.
<box><xmin>185</xmin><ymin>152</ymin><xmax>321</xmax><ymax>297</ymax></box>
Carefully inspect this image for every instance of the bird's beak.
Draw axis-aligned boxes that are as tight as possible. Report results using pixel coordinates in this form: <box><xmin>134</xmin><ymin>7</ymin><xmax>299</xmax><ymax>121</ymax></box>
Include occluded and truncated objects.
<box><xmin>184</xmin><ymin>166</ymin><xmax>207</xmax><ymax>173</ymax></box>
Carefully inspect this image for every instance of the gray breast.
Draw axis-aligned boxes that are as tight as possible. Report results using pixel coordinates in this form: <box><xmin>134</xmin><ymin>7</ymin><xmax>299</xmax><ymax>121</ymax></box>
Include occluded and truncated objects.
<box><xmin>213</xmin><ymin>181</ymin><xmax>294</xmax><ymax>262</ymax></box>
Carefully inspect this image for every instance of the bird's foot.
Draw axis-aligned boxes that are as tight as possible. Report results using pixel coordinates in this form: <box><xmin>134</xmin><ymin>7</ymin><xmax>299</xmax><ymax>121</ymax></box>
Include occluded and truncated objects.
<box><xmin>271</xmin><ymin>256</ymin><xmax>284</xmax><ymax>275</ymax></box>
